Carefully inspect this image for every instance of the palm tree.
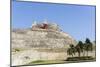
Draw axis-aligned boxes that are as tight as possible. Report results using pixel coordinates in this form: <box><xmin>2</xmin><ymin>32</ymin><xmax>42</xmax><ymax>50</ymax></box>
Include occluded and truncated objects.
<box><xmin>70</xmin><ymin>44</ymin><xmax>76</xmax><ymax>56</ymax></box>
<box><xmin>67</xmin><ymin>48</ymin><xmax>73</xmax><ymax>57</ymax></box>
<box><xmin>67</xmin><ymin>44</ymin><xmax>76</xmax><ymax>57</ymax></box>
<box><xmin>85</xmin><ymin>38</ymin><xmax>93</xmax><ymax>56</ymax></box>
<box><xmin>83</xmin><ymin>43</ymin><xmax>86</xmax><ymax>56</ymax></box>
<box><xmin>75</xmin><ymin>41</ymin><xmax>84</xmax><ymax>57</ymax></box>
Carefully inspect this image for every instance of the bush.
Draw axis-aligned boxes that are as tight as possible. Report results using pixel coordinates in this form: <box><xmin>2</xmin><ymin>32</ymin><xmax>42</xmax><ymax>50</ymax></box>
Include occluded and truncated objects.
<box><xmin>66</xmin><ymin>56</ymin><xmax>94</xmax><ymax>61</ymax></box>
<box><xmin>14</xmin><ymin>48</ymin><xmax>20</xmax><ymax>52</ymax></box>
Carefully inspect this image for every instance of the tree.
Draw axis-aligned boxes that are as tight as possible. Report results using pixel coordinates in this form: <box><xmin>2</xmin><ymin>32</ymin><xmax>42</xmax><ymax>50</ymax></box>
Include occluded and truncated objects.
<box><xmin>75</xmin><ymin>41</ymin><xmax>84</xmax><ymax>57</ymax></box>
<box><xmin>67</xmin><ymin>44</ymin><xmax>76</xmax><ymax>57</ymax></box>
<box><xmin>67</xmin><ymin>48</ymin><xmax>73</xmax><ymax>57</ymax></box>
<box><xmin>85</xmin><ymin>38</ymin><xmax>93</xmax><ymax>56</ymax></box>
<box><xmin>83</xmin><ymin>43</ymin><xmax>86</xmax><ymax>56</ymax></box>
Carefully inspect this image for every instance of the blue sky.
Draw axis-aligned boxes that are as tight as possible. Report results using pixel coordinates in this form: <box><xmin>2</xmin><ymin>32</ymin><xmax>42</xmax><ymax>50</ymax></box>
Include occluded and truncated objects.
<box><xmin>12</xmin><ymin>1</ymin><xmax>96</xmax><ymax>41</ymax></box>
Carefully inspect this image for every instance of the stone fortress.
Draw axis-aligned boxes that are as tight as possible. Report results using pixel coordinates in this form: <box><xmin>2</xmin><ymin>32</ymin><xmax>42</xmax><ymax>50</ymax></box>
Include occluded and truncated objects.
<box><xmin>12</xmin><ymin>20</ymin><xmax>77</xmax><ymax>66</ymax></box>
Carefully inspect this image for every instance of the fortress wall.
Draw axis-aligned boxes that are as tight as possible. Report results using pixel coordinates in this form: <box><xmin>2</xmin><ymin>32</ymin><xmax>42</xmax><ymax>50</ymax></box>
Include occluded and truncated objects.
<box><xmin>12</xmin><ymin>29</ymin><xmax>76</xmax><ymax>66</ymax></box>
<box><xmin>12</xmin><ymin>49</ymin><xmax>67</xmax><ymax>66</ymax></box>
<box><xmin>12</xmin><ymin>30</ymin><xmax>73</xmax><ymax>49</ymax></box>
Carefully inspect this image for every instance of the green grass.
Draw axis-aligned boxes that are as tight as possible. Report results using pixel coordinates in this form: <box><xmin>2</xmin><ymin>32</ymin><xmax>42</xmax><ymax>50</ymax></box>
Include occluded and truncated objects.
<box><xmin>27</xmin><ymin>56</ymin><xmax>95</xmax><ymax>65</ymax></box>
<box><xmin>14</xmin><ymin>48</ymin><xmax>20</xmax><ymax>52</ymax></box>
<box><xmin>28</xmin><ymin>60</ymin><xmax>67</xmax><ymax>65</ymax></box>
<box><xmin>14</xmin><ymin>59</ymin><xmax>95</xmax><ymax>66</ymax></box>
<box><xmin>30</xmin><ymin>60</ymin><xmax>44</xmax><ymax>63</ymax></box>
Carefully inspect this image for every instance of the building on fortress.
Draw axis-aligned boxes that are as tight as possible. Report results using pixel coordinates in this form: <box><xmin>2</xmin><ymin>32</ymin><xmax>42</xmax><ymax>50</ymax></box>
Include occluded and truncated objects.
<box><xmin>31</xmin><ymin>20</ymin><xmax>61</xmax><ymax>31</ymax></box>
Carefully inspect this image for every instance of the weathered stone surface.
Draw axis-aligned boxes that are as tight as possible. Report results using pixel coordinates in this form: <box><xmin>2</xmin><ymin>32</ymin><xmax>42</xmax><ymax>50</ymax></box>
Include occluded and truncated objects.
<box><xmin>12</xmin><ymin>28</ymin><xmax>76</xmax><ymax>66</ymax></box>
<box><xmin>12</xmin><ymin>29</ymin><xmax>76</xmax><ymax>48</ymax></box>
<box><xmin>12</xmin><ymin>49</ymin><xmax>67</xmax><ymax>66</ymax></box>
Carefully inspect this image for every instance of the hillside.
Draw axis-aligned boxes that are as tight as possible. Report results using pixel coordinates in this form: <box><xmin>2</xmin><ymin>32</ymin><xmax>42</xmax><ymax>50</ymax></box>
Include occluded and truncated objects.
<box><xmin>12</xmin><ymin>22</ymin><xmax>77</xmax><ymax>66</ymax></box>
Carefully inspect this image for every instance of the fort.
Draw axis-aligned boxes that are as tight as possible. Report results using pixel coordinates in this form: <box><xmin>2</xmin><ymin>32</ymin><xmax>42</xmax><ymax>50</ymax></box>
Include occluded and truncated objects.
<box><xmin>31</xmin><ymin>20</ymin><xmax>61</xmax><ymax>31</ymax></box>
<box><xmin>12</xmin><ymin>20</ymin><xmax>76</xmax><ymax>66</ymax></box>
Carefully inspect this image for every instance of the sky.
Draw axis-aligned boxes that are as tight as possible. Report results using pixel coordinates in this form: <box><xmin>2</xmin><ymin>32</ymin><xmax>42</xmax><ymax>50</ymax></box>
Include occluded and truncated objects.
<box><xmin>12</xmin><ymin>0</ymin><xmax>96</xmax><ymax>41</ymax></box>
